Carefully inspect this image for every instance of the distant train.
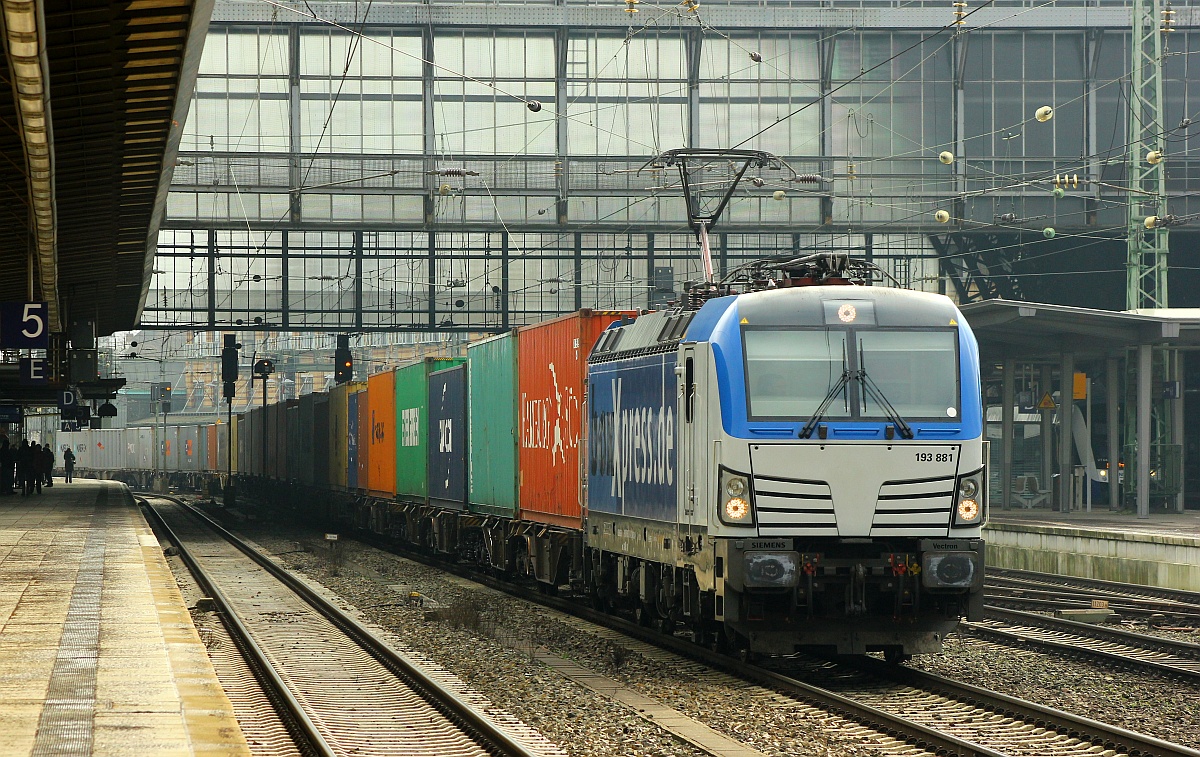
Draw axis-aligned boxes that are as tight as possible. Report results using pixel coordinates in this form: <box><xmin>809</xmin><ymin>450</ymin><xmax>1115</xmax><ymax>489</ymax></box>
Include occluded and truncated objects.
<box><xmin>63</xmin><ymin>254</ymin><xmax>986</xmax><ymax>659</ymax></box>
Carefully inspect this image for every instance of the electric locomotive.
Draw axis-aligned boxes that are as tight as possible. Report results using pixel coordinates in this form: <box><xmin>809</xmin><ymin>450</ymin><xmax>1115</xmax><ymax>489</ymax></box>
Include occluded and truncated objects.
<box><xmin>585</xmin><ymin>253</ymin><xmax>985</xmax><ymax>659</ymax></box>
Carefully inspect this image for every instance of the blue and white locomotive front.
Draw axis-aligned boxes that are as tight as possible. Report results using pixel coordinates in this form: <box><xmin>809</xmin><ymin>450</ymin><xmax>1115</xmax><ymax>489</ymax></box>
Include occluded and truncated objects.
<box><xmin>585</xmin><ymin>283</ymin><xmax>986</xmax><ymax>658</ymax></box>
<box><xmin>691</xmin><ymin>285</ymin><xmax>985</xmax><ymax>655</ymax></box>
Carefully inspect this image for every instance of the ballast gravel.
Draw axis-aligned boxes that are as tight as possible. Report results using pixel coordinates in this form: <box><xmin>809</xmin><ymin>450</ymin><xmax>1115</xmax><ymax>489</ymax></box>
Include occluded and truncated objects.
<box><xmin>207</xmin><ymin>509</ymin><xmax>1200</xmax><ymax>756</ymax></box>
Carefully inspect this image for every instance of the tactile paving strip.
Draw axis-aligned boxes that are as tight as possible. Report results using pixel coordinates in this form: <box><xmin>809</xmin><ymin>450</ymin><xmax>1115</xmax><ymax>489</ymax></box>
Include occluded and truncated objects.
<box><xmin>30</xmin><ymin>488</ymin><xmax>106</xmax><ymax>757</ymax></box>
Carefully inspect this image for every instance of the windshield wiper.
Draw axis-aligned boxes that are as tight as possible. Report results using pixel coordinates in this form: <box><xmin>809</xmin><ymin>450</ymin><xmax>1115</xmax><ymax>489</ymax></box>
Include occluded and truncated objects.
<box><xmin>858</xmin><ymin>343</ymin><xmax>913</xmax><ymax>439</ymax></box>
<box><xmin>800</xmin><ymin>342</ymin><xmax>850</xmax><ymax>439</ymax></box>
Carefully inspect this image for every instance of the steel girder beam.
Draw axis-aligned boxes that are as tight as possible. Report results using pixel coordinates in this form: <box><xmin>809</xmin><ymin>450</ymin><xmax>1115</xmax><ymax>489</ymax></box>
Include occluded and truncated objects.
<box><xmin>931</xmin><ymin>232</ymin><xmax>1026</xmax><ymax>304</ymax></box>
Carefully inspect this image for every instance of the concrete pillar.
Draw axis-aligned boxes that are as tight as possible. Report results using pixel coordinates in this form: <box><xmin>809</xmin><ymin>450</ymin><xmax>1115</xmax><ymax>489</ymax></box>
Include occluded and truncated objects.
<box><xmin>1040</xmin><ymin>364</ymin><xmax>1054</xmax><ymax>502</ymax></box>
<box><xmin>1059</xmin><ymin>350</ymin><xmax>1074</xmax><ymax>513</ymax></box>
<box><xmin>1137</xmin><ymin>344</ymin><xmax>1151</xmax><ymax>519</ymax></box>
<box><xmin>1106</xmin><ymin>355</ymin><xmax>1120</xmax><ymax>510</ymax></box>
<box><xmin>1002</xmin><ymin>359</ymin><xmax>1015</xmax><ymax>510</ymax></box>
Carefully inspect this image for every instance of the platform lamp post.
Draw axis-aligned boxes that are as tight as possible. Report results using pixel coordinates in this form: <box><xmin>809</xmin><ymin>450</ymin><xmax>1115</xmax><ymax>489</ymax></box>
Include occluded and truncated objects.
<box><xmin>253</xmin><ymin>357</ymin><xmax>274</xmax><ymax>488</ymax></box>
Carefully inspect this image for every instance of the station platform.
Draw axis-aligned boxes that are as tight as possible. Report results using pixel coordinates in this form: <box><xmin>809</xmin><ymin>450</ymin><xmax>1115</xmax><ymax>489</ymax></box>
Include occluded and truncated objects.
<box><xmin>985</xmin><ymin>506</ymin><xmax>1200</xmax><ymax>591</ymax></box>
<box><xmin>0</xmin><ymin>480</ymin><xmax>249</xmax><ymax>756</ymax></box>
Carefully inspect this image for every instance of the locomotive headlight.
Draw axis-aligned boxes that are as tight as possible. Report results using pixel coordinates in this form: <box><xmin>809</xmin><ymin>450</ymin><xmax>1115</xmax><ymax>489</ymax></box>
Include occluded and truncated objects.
<box><xmin>718</xmin><ymin>468</ymin><xmax>755</xmax><ymax>525</ymax></box>
<box><xmin>725</xmin><ymin>497</ymin><xmax>750</xmax><ymax>520</ymax></box>
<box><xmin>922</xmin><ymin>552</ymin><xmax>980</xmax><ymax>588</ymax></box>
<box><xmin>958</xmin><ymin>478</ymin><xmax>978</xmax><ymax>499</ymax></box>
<box><xmin>953</xmin><ymin>468</ymin><xmax>985</xmax><ymax>526</ymax></box>
<box><xmin>957</xmin><ymin>498</ymin><xmax>979</xmax><ymax>521</ymax></box>
<box><xmin>744</xmin><ymin>552</ymin><xmax>800</xmax><ymax>588</ymax></box>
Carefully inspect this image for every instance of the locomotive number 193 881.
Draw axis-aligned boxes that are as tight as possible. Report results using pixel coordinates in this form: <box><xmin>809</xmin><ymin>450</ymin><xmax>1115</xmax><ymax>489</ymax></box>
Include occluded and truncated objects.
<box><xmin>915</xmin><ymin>452</ymin><xmax>953</xmax><ymax>463</ymax></box>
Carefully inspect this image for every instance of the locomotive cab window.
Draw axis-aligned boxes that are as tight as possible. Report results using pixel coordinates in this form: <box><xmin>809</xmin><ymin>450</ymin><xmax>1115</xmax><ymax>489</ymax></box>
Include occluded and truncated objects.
<box><xmin>744</xmin><ymin>330</ymin><xmax>849</xmax><ymax>420</ymax></box>
<box><xmin>857</xmin><ymin>330</ymin><xmax>959</xmax><ymax>420</ymax></box>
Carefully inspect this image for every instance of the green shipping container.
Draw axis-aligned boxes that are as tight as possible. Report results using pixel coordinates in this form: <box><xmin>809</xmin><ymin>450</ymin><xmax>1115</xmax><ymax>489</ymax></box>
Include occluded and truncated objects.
<box><xmin>467</xmin><ymin>332</ymin><xmax>518</xmax><ymax>518</ymax></box>
<box><xmin>395</xmin><ymin>357</ymin><xmax>463</xmax><ymax>499</ymax></box>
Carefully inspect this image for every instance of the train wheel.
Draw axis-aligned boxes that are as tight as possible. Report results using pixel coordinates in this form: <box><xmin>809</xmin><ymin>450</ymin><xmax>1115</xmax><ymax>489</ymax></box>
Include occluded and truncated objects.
<box><xmin>883</xmin><ymin>647</ymin><xmax>912</xmax><ymax>665</ymax></box>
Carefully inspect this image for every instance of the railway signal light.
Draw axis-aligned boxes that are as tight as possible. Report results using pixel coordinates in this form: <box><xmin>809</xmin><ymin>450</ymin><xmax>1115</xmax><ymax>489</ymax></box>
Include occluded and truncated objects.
<box><xmin>335</xmin><ymin>334</ymin><xmax>353</xmax><ymax>384</ymax></box>
<box><xmin>222</xmin><ymin>334</ymin><xmax>240</xmax><ymax>399</ymax></box>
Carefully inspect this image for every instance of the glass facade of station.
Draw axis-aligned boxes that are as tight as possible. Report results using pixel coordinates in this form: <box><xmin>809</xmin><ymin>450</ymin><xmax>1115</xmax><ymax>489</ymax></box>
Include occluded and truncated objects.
<box><xmin>150</xmin><ymin>0</ymin><xmax>1200</xmax><ymax>330</ymax></box>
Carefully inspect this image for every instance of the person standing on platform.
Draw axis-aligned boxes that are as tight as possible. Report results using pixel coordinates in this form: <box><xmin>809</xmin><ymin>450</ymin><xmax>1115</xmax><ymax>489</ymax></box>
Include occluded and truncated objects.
<box><xmin>42</xmin><ymin>444</ymin><xmax>54</xmax><ymax>488</ymax></box>
<box><xmin>28</xmin><ymin>442</ymin><xmax>43</xmax><ymax>495</ymax></box>
<box><xmin>63</xmin><ymin>447</ymin><xmax>75</xmax><ymax>483</ymax></box>
<box><xmin>16</xmin><ymin>440</ymin><xmax>31</xmax><ymax>496</ymax></box>
<box><xmin>0</xmin><ymin>437</ymin><xmax>12</xmax><ymax>494</ymax></box>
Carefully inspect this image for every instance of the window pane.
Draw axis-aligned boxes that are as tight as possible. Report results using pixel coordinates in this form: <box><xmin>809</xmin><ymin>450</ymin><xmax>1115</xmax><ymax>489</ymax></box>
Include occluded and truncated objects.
<box><xmin>858</xmin><ymin>331</ymin><xmax>958</xmax><ymax>419</ymax></box>
<box><xmin>745</xmin><ymin>330</ymin><xmax>849</xmax><ymax>419</ymax></box>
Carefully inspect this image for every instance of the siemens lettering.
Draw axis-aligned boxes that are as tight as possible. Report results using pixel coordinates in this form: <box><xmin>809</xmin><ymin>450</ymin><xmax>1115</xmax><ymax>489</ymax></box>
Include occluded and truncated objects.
<box><xmin>587</xmin><ymin>353</ymin><xmax>677</xmax><ymax>521</ymax></box>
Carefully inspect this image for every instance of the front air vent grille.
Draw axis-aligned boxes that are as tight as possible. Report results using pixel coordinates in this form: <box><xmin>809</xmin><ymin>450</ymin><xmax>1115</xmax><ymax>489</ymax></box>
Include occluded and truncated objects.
<box><xmin>870</xmin><ymin>474</ymin><xmax>954</xmax><ymax>536</ymax></box>
<box><xmin>752</xmin><ymin>473</ymin><xmax>836</xmax><ymax>536</ymax></box>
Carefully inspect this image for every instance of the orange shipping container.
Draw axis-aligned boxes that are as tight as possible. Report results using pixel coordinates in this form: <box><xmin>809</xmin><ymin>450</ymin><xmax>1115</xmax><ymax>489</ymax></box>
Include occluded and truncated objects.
<box><xmin>517</xmin><ymin>309</ymin><xmax>635</xmax><ymax>528</ymax></box>
<box><xmin>356</xmin><ymin>388</ymin><xmax>371</xmax><ymax>491</ymax></box>
<box><xmin>206</xmin><ymin>424</ymin><xmax>218</xmax><ymax>471</ymax></box>
<box><xmin>367</xmin><ymin>370</ymin><xmax>397</xmax><ymax>496</ymax></box>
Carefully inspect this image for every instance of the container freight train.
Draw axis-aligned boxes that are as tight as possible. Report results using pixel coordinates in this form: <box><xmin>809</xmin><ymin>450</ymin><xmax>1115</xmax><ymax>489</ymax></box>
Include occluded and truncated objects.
<box><xmin>69</xmin><ymin>257</ymin><xmax>987</xmax><ymax>658</ymax></box>
<box><xmin>59</xmin><ymin>423</ymin><xmax>234</xmax><ymax>491</ymax></box>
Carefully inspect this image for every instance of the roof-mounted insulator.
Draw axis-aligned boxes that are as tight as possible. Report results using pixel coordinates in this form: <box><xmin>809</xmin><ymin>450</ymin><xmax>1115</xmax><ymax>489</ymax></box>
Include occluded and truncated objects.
<box><xmin>624</xmin><ymin>0</ymin><xmax>639</xmax><ymax>13</ymax></box>
<box><xmin>952</xmin><ymin>1</ymin><xmax>968</xmax><ymax>24</ymax></box>
<box><xmin>1162</xmin><ymin>5</ymin><xmax>1176</xmax><ymax>33</ymax></box>
<box><xmin>1145</xmin><ymin>214</ymin><xmax>1184</xmax><ymax>229</ymax></box>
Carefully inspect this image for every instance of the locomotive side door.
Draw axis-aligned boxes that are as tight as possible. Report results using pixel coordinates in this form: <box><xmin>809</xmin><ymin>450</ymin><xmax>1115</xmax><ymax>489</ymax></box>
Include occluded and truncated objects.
<box><xmin>678</xmin><ymin>345</ymin><xmax>703</xmax><ymax>535</ymax></box>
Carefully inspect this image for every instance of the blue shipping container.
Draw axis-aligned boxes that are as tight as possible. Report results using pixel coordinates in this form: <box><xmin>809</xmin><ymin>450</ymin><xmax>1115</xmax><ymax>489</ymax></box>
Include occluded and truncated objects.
<box><xmin>587</xmin><ymin>352</ymin><xmax>678</xmax><ymax>522</ymax></box>
<box><xmin>427</xmin><ymin>364</ymin><xmax>468</xmax><ymax>508</ymax></box>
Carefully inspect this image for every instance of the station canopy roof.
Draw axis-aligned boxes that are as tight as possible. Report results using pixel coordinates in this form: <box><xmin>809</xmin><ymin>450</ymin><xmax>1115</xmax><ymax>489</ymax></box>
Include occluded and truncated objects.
<box><xmin>0</xmin><ymin>0</ymin><xmax>211</xmax><ymax>337</ymax></box>
<box><xmin>959</xmin><ymin>300</ymin><xmax>1200</xmax><ymax>360</ymax></box>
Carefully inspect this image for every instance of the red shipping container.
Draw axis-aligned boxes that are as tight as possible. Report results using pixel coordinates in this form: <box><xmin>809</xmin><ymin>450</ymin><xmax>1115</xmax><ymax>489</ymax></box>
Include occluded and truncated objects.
<box><xmin>517</xmin><ymin>309</ymin><xmax>635</xmax><ymax>528</ymax></box>
<box><xmin>356</xmin><ymin>388</ymin><xmax>371</xmax><ymax>491</ymax></box>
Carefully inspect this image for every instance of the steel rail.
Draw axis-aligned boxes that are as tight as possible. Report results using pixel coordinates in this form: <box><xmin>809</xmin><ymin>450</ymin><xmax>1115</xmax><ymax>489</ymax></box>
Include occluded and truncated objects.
<box><xmin>988</xmin><ymin>567</ymin><xmax>1200</xmax><ymax>608</ymax></box>
<box><xmin>138</xmin><ymin>495</ymin><xmax>335</xmax><ymax>757</ymax></box>
<box><xmin>967</xmin><ymin>605</ymin><xmax>1200</xmax><ymax>681</ymax></box>
<box><xmin>985</xmin><ymin>605</ymin><xmax>1200</xmax><ymax>655</ymax></box>
<box><xmin>841</xmin><ymin>655</ymin><xmax>1200</xmax><ymax>757</ymax></box>
<box><xmin>145</xmin><ymin>493</ymin><xmax>541</xmax><ymax>757</ymax></box>
<box><xmin>985</xmin><ymin>591</ymin><xmax>1200</xmax><ymax>623</ymax></box>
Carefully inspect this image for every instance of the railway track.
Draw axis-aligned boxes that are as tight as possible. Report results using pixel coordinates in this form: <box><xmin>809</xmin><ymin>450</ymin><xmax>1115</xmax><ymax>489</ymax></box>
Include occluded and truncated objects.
<box><xmin>966</xmin><ymin>605</ymin><xmax>1200</xmax><ymax>682</ymax></box>
<box><xmin>138</xmin><ymin>494</ymin><xmax>552</xmax><ymax>757</ymax></box>
<box><xmin>330</xmin><ymin>525</ymin><xmax>1199</xmax><ymax>757</ymax></box>
<box><xmin>986</xmin><ymin>568</ymin><xmax>1200</xmax><ymax>623</ymax></box>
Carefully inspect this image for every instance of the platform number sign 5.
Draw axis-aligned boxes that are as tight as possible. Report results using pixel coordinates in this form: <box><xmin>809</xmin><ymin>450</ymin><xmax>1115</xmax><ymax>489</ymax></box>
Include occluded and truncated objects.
<box><xmin>0</xmin><ymin>302</ymin><xmax>49</xmax><ymax>348</ymax></box>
